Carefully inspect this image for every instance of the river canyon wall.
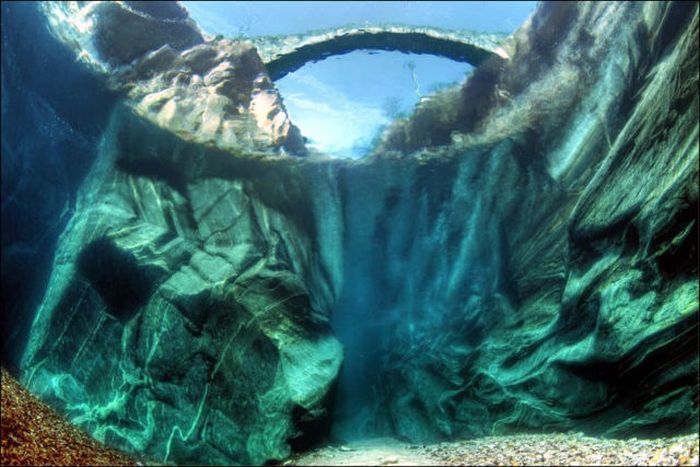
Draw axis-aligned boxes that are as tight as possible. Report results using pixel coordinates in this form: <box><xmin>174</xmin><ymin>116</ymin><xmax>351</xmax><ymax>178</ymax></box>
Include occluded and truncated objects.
<box><xmin>5</xmin><ymin>1</ymin><xmax>697</xmax><ymax>465</ymax></box>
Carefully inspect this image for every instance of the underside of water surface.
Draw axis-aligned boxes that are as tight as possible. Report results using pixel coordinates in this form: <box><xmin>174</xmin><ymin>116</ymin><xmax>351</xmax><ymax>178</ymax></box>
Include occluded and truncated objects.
<box><xmin>1</xmin><ymin>1</ymin><xmax>698</xmax><ymax>466</ymax></box>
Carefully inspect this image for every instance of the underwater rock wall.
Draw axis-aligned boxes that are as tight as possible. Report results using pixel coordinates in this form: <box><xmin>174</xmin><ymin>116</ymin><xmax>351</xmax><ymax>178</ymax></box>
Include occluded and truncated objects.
<box><xmin>331</xmin><ymin>143</ymin><xmax>540</xmax><ymax>441</ymax></box>
<box><xmin>359</xmin><ymin>0</ymin><xmax>699</xmax><ymax>441</ymax></box>
<box><xmin>20</xmin><ymin>107</ymin><xmax>342</xmax><ymax>465</ymax></box>
<box><xmin>12</xmin><ymin>0</ymin><xmax>700</xmax><ymax>465</ymax></box>
<box><xmin>16</xmin><ymin>3</ymin><xmax>338</xmax><ymax>464</ymax></box>
<box><xmin>1</xmin><ymin>2</ymin><xmax>117</xmax><ymax>374</ymax></box>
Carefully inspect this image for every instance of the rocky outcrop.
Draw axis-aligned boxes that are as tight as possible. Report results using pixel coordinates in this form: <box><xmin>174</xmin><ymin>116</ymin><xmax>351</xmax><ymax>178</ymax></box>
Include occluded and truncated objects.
<box><xmin>20</xmin><ymin>107</ymin><xmax>341</xmax><ymax>465</ymax></box>
<box><xmin>379</xmin><ymin>1</ymin><xmax>694</xmax><ymax>158</ymax></box>
<box><xmin>14</xmin><ymin>1</ymin><xmax>699</xmax><ymax>465</ymax></box>
<box><xmin>118</xmin><ymin>39</ymin><xmax>307</xmax><ymax>155</ymax></box>
<box><xmin>357</xmin><ymin>0</ymin><xmax>699</xmax><ymax>441</ymax></box>
<box><xmin>40</xmin><ymin>1</ymin><xmax>305</xmax><ymax>155</ymax></box>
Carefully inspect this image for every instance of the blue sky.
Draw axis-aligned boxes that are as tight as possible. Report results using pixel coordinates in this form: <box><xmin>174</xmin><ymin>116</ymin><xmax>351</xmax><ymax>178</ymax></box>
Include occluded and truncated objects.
<box><xmin>181</xmin><ymin>1</ymin><xmax>538</xmax><ymax>157</ymax></box>
<box><xmin>182</xmin><ymin>2</ymin><xmax>538</xmax><ymax>37</ymax></box>
<box><xmin>275</xmin><ymin>52</ymin><xmax>473</xmax><ymax>157</ymax></box>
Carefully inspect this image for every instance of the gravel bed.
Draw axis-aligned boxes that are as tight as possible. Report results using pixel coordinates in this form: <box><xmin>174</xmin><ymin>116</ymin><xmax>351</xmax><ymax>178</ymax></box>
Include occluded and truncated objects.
<box><xmin>292</xmin><ymin>432</ymin><xmax>700</xmax><ymax>466</ymax></box>
<box><xmin>417</xmin><ymin>432</ymin><xmax>700</xmax><ymax>466</ymax></box>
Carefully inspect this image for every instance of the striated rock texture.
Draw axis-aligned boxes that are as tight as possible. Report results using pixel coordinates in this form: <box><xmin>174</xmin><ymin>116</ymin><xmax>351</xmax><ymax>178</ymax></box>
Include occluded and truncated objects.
<box><xmin>356</xmin><ymin>0</ymin><xmax>699</xmax><ymax>441</ymax></box>
<box><xmin>20</xmin><ymin>106</ymin><xmax>341</xmax><ymax>465</ymax></box>
<box><xmin>14</xmin><ymin>0</ymin><xmax>699</xmax><ymax>465</ymax></box>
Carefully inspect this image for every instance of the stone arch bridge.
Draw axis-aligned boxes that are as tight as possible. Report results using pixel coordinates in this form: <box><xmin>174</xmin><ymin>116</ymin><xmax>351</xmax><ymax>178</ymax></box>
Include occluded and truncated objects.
<box><xmin>251</xmin><ymin>25</ymin><xmax>510</xmax><ymax>80</ymax></box>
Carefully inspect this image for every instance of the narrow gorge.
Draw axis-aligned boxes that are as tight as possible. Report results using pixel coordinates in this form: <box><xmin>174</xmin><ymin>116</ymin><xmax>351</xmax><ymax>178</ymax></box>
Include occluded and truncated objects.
<box><xmin>2</xmin><ymin>1</ymin><xmax>698</xmax><ymax>466</ymax></box>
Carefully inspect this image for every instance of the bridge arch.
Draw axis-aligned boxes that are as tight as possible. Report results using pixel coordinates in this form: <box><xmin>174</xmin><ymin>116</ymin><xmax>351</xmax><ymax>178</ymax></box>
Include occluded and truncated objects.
<box><xmin>253</xmin><ymin>26</ymin><xmax>509</xmax><ymax>80</ymax></box>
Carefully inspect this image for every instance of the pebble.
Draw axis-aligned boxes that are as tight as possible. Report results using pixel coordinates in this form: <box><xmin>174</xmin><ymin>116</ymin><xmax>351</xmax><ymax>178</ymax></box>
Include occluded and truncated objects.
<box><xmin>290</xmin><ymin>432</ymin><xmax>699</xmax><ymax>466</ymax></box>
<box><xmin>423</xmin><ymin>432</ymin><xmax>700</xmax><ymax>466</ymax></box>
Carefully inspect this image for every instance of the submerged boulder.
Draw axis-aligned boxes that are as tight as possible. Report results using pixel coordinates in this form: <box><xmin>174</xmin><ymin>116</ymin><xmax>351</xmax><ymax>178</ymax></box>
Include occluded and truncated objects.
<box><xmin>20</xmin><ymin>107</ymin><xmax>340</xmax><ymax>465</ymax></box>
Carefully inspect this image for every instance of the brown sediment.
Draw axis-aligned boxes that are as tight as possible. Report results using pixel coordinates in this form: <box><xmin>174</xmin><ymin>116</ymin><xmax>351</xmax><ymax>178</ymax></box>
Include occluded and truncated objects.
<box><xmin>0</xmin><ymin>367</ymin><xmax>137</xmax><ymax>466</ymax></box>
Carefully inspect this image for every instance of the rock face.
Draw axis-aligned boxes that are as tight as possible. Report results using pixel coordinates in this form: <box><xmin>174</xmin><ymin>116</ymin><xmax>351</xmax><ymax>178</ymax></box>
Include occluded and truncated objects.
<box><xmin>89</xmin><ymin>1</ymin><xmax>204</xmax><ymax>66</ymax></box>
<box><xmin>12</xmin><ymin>1</ymin><xmax>700</xmax><ymax>466</ymax></box>
<box><xmin>353</xmin><ymin>0</ymin><xmax>699</xmax><ymax>441</ymax></box>
<box><xmin>120</xmin><ymin>39</ymin><xmax>307</xmax><ymax>155</ymax></box>
<box><xmin>40</xmin><ymin>1</ymin><xmax>305</xmax><ymax>155</ymax></box>
<box><xmin>20</xmin><ymin>109</ymin><xmax>342</xmax><ymax>465</ymax></box>
<box><xmin>0</xmin><ymin>1</ymin><xmax>117</xmax><ymax>375</ymax></box>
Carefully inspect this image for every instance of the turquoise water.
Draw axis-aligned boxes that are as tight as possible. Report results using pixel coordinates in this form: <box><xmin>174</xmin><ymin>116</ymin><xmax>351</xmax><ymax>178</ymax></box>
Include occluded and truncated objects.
<box><xmin>1</xmin><ymin>2</ymin><xmax>698</xmax><ymax>466</ymax></box>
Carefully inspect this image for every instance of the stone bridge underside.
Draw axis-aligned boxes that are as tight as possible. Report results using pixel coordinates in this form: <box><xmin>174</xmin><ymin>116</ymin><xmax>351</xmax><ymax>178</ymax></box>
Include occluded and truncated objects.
<box><xmin>252</xmin><ymin>25</ymin><xmax>510</xmax><ymax>80</ymax></box>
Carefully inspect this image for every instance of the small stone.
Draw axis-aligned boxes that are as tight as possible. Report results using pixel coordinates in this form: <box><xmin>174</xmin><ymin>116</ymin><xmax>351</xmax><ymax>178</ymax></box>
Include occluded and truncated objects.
<box><xmin>339</xmin><ymin>445</ymin><xmax>353</xmax><ymax>452</ymax></box>
<box><xmin>381</xmin><ymin>455</ymin><xmax>400</xmax><ymax>465</ymax></box>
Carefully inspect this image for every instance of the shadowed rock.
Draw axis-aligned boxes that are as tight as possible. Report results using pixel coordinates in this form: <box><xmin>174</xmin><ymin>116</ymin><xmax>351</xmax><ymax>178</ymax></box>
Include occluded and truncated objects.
<box><xmin>90</xmin><ymin>1</ymin><xmax>204</xmax><ymax>66</ymax></box>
